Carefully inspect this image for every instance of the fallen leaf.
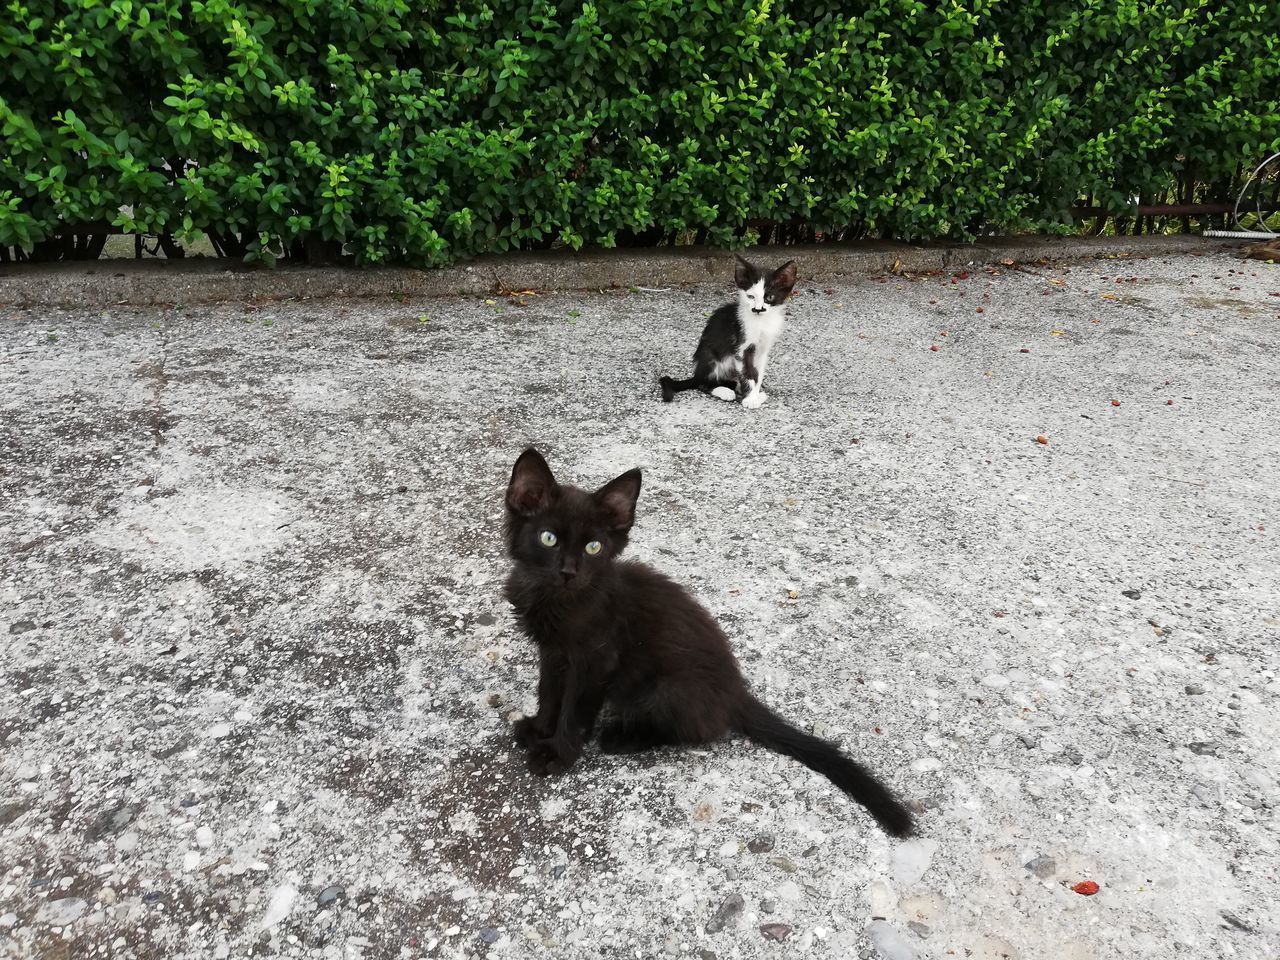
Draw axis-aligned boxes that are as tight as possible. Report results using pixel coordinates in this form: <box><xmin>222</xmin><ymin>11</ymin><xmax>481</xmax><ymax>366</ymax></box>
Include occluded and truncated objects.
<box><xmin>930</xmin><ymin>345</ymin><xmax>939</xmax><ymax>352</ymax></box>
<box><xmin>1166</xmin><ymin>400</ymin><xmax>1173</xmax><ymax>405</ymax></box>
<box><xmin>1111</xmin><ymin>400</ymin><xmax>1121</xmax><ymax>407</ymax></box>
<box><xmin>1072</xmin><ymin>880</ymin><xmax>1100</xmax><ymax>896</ymax></box>
<box><xmin>1101</xmin><ymin>294</ymin><xmax>1117</xmax><ymax>300</ymax></box>
<box><xmin>1050</xmin><ymin>329</ymin><xmax>1065</xmax><ymax>336</ymax></box>
<box><xmin>1048</xmin><ymin>278</ymin><xmax>1066</xmax><ymax>286</ymax></box>
<box><xmin>1000</xmin><ymin>258</ymin><xmax>1015</xmax><ymax>266</ymax></box>
<box><xmin>1020</xmin><ymin>347</ymin><xmax>1031</xmax><ymax>354</ymax></box>
<box><xmin>787</xmin><ymin>590</ymin><xmax>799</xmax><ymax>600</ymax></box>
<box><xmin>1035</xmin><ymin>435</ymin><xmax>1049</xmax><ymax>445</ymax></box>
<box><xmin>976</xmin><ymin>307</ymin><xmax>984</xmax><ymax>313</ymax></box>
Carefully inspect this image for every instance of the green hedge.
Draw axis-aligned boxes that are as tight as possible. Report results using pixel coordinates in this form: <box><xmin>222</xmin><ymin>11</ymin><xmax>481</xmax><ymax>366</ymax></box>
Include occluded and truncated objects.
<box><xmin>1</xmin><ymin>0</ymin><xmax>1277</xmax><ymax>264</ymax></box>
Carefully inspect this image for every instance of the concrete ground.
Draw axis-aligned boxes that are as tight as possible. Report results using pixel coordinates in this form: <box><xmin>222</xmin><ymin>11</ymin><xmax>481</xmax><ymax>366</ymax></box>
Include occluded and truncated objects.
<box><xmin>0</xmin><ymin>235</ymin><xmax>1212</xmax><ymax>308</ymax></box>
<box><xmin>0</xmin><ymin>251</ymin><xmax>1277</xmax><ymax>960</ymax></box>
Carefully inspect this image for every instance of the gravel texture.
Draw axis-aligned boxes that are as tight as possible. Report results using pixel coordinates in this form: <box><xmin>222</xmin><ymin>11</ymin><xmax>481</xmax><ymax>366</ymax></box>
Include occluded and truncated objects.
<box><xmin>1</xmin><ymin>251</ymin><xmax>1277</xmax><ymax>959</ymax></box>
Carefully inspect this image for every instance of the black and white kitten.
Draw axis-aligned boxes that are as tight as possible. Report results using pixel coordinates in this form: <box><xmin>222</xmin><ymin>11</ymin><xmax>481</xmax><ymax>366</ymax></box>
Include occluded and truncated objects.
<box><xmin>503</xmin><ymin>448</ymin><xmax>914</xmax><ymax>838</ymax></box>
<box><xmin>660</xmin><ymin>255</ymin><xmax>798</xmax><ymax>408</ymax></box>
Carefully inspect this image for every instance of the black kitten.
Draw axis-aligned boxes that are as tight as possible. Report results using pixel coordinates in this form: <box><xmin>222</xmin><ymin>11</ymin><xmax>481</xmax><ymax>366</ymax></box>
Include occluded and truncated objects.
<box><xmin>660</xmin><ymin>255</ymin><xmax>798</xmax><ymax>409</ymax></box>
<box><xmin>502</xmin><ymin>448</ymin><xmax>914</xmax><ymax>838</ymax></box>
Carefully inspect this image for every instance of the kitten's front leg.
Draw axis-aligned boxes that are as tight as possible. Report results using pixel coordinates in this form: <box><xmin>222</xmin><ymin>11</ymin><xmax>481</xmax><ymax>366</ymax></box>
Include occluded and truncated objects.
<box><xmin>531</xmin><ymin>664</ymin><xmax>605</xmax><ymax>776</ymax></box>
<box><xmin>515</xmin><ymin>646</ymin><xmax>566</xmax><ymax>749</ymax></box>
<box><xmin>739</xmin><ymin>345</ymin><xmax>768</xmax><ymax>409</ymax></box>
<box><xmin>755</xmin><ymin>345</ymin><xmax>771</xmax><ymax>384</ymax></box>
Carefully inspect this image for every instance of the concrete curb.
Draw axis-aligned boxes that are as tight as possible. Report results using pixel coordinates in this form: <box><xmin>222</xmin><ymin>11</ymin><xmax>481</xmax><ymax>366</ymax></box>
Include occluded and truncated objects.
<box><xmin>0</xmin><ymin>234</ymin><xmax>1230</xmax><ymax>307</ymax></box>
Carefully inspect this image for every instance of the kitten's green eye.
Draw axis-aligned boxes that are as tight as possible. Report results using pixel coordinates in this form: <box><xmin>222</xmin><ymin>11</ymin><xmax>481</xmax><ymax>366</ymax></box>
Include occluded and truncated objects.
<box><xmin>584</xmin><ymin>540</ymin><xmax>602</xmax><ymax>556</ymax></box>
<box><xmin>539</xmin><ymin>530</ymin><xmax>558</xmax><ymax>547</ymax></box>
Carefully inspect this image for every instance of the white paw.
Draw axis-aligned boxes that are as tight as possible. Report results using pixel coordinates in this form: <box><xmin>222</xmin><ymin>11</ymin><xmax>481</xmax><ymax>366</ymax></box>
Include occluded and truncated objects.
<box><xmin>741</xmin><ymin>390</ymin><xmax>767</xmax><ymax>409</ymax></box>
<box><xmin>710</xmin><ymin>386</ymin><xmax>736</xmax><ymax>402</ymax></box>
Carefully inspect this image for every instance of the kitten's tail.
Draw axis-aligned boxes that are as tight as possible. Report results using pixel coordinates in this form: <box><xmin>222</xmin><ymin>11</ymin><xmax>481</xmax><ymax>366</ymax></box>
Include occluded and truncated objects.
<box><xmin>659</xmin><ymin>375</ymin><xmax>698</xmax><ymax>403</ymax></box>
<box><xmin>737</xmin><ymin>697</ymin><xmax>914</xmax><ymax>838</ymax></box>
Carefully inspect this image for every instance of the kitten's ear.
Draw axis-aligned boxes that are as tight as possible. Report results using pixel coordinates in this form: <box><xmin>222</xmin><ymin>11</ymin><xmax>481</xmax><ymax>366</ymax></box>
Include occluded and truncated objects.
<box><xmin>507</xmin><ymin>448</ymin><xmax>557</xmax><ymax>516</ymax></box>
<box><xmin>734</xmin><ymin>254</ymin><xmax>757</xmax><ymax>289</ymax></box>
<box><xmin>595</xmin><ymin>468</ymin><xmax>642</xmax><ymax>531</ymax></box>
<box><xmin>769</xmin><ymin>259</ymin><xmax>798</xmax><ymax>294</ymax></box>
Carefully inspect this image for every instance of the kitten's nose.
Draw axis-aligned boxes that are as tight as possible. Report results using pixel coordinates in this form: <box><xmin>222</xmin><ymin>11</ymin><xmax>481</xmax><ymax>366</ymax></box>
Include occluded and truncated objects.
<box><xmin>560</xmin><ymin>562</ymin><xmax>578</xmax><ymax>583</ymax></box>
<box><xmin>752</xmin><ymin>306</ymin><xmax>767</xmax><ymax>313</ymax></box>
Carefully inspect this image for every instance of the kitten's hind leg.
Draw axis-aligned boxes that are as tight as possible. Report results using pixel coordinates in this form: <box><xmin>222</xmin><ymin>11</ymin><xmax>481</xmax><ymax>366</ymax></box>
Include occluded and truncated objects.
<box><xmin>603</xmin><ymin>688</ymin><xmax>730</xmax><ymax>753</ymax></box>
<box><xmin>708</xmin><ymin>362</ymin><xmax>740</xmax><ymax>402</ymax></box>
<box><xmin>599</xmin><ymin>718</ymin><xmax>675</xmax><ymax>754</ymax></box>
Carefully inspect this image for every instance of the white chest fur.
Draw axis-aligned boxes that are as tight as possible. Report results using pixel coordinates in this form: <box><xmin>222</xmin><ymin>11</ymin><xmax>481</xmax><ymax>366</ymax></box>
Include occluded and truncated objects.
<box><xmin>740</xmin><ymin>303</ymin><xmax>785</xmax><ymax>355</ymax></box>
<box><xmin>737</xmin><ymin>278</ymin><xmax>786</xmax><ymax>360</ymax></box>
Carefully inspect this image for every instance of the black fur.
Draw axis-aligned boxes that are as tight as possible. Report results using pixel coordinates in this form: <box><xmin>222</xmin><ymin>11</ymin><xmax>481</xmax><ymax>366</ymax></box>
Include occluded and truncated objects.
<box><xmin>503</xmin><ymin>448</ymin><xmax>915</xmax><ymax>837</ymax></box>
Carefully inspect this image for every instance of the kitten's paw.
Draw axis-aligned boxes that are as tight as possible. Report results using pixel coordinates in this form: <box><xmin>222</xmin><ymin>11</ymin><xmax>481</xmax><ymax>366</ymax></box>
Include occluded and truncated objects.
<box><xmin>741</xmin><ymin>390</ymin><xmax>767</xmax><ymax>409</ymax></box>
<box><xmin>599</xmin><ymin>729</ymin><xmax>646</xmax><ymax>755</ymax></box>
<box><xmin>526</xmin><ymin>751</ymin><xmax>555</xmax><ymax>776</ymax></box>
<box><xmin>710</xmin><ymin>386</ymin><xmax>736</xmax><ymax>402</ymax></box>
<box><xmin>541</xmin><ymin>754</ymin><xmax>576</xmax><ymax>776</ymax></box>
<box><xmin>598</xmin><ymin>723</ymin><xmax>630</xmax><ymax>754</ymax></box>
<box><xmin>513</xmin><ymin>715</ymin><xmax>548</xmax><ymax>749</ymax></box>
<box><xmin>527</xmin><ymin>737</ymin><xmax>580</xmax><ymax>775</ymax></box>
